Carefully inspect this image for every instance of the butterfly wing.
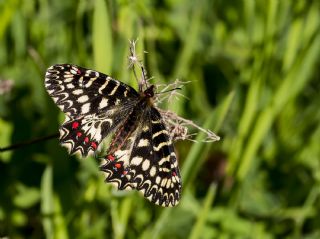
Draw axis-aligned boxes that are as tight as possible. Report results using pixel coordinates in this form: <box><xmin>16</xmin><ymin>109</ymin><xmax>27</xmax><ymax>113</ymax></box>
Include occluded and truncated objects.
<box><xmin>46</xmin><ymin>64</ymin><xmax>182</xmax><ymax>206</ymax></box>
<box><xmin>100</xmin><ymin>106</ymin><xmax>181</xmax><ymax>207</ymax></box>
<box><xmin>45</xmin><ymin>64</ymin><xmax>140</xmax><ymax>156</ymax></box>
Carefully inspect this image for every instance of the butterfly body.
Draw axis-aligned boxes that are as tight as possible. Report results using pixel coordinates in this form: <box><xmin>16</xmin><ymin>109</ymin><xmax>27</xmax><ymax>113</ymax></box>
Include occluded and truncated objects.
<box><xmin>45</xmin><ymin>64</ymin><xmax>181</xmax><ymax>207</ymax></box>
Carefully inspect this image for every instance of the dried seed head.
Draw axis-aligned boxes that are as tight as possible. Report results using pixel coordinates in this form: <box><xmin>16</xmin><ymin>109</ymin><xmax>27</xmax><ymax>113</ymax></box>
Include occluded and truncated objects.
<box><xmin>127</xmin><ymin>40</ymin><xmax>220</xmax><ymax>143</ymax></box>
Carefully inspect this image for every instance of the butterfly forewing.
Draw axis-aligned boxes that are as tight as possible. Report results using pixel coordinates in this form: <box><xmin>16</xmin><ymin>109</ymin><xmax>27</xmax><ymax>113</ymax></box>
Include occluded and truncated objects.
<box><xmin>45</xmin><ymin>64</ymin><xmax>139</xmax><ymax>117</ymax></box>
<box><xmin>45</xmin><ymin>64</ymin><xmax>139</xmax><ymax>156</ymax></box>
<box><xmin>45</xmin><ymin>64</ymin><xmax>182</xmax><ymax>206</ymax></box>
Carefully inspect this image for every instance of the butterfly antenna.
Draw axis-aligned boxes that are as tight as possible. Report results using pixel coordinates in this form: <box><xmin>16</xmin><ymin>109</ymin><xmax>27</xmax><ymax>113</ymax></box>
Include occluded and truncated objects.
<box><xmin>156</xmin><ymin>87</ymin><xmax>182</xmax><ymax>95</ymax></box>
<box><xmin>0</xmin><ymin>133</ymin><xmax>59</xmax><ymax>152</ymax></box>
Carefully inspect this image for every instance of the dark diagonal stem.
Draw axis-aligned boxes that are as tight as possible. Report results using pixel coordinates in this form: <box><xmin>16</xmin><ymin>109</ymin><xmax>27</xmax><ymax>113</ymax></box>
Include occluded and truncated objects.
<box><xmin>0</xmin><ymin>133</ymin><xmax>59</xmax><ymax>152</ymax></box>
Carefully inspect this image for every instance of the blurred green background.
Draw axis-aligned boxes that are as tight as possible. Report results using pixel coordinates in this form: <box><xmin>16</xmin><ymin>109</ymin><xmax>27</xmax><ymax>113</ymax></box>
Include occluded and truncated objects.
<box><xmin>0</xmin><ymin>0</ymin><xmax>320</xmax><ymax>238</ymax></box>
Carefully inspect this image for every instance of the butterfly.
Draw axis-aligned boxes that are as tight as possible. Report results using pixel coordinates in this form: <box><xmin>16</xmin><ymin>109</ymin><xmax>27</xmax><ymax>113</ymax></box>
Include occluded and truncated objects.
<box><xmin>45</xmin><ymin>64</ymin><xmax>181</xmax><ymax>207</ymax></box>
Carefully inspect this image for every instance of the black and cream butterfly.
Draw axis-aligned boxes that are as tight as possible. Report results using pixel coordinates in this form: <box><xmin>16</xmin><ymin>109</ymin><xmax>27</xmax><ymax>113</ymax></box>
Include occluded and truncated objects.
<box><xmin>45</xmin><ymin>64</ymin><xmax>181</xmax><ymax>207</ymax></box>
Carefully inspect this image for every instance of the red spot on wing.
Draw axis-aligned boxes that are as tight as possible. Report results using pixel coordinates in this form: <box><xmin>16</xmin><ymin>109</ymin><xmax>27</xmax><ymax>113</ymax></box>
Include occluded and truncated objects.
<box><xmin>107</xmin><ymin>154</ymin><xmax>115</xmax><ymax>161</ymax></box>
<box><xmin>115</xmin><ymin>163</ymin><xmax>121</xmax><ymax>169</ymax></box>
<box><xmin>76</xmin><ymin>132</ymin><xmax>82</xmax><ymax>137</ymax></box>
<box><xmin>77</xmin><ymin>69</ymin><xmax>82</xmax><ymax>75</ymax></box>
<box><xmin>91</xmin><ymin>142</ymin><xmax>97</xmax><ymax>150</ymax></box>
<box><xmin>72</xmin><ymin>121</ymin><xmax>79</xmax><ymax>129</ymax></box>
<box><xmin>172</xmin><ymin>171</ymin><xmax>177</xmax><ymax>176</ymax></box>
<box><xmin>84</xmin><ymin>137</ymin><xmax>89</xmax><ymax>143</ymax></box>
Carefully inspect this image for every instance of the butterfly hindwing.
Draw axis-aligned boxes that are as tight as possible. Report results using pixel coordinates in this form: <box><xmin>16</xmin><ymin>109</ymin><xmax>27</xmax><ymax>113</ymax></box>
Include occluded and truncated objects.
<box><xmin>58</xmin><ymin>100</ymin><xmax>141</xmax><ymax>156</ymax></box>
<box><xmin>100</xmin><ymin>106</ymin><xmax>181</xmax><ymax>207</ymax></box>
<box><xmin>132</xmin><ymin>107</ymin><xmax>181</xmax><ymax>206</ymax></box>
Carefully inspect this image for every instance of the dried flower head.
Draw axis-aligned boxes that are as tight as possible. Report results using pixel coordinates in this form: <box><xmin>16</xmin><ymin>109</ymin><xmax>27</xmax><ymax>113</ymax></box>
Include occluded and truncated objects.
<box><xmin>128</xmin><ymin>40</ymin><xmax>220</xmax><ymax>143</ymax></box>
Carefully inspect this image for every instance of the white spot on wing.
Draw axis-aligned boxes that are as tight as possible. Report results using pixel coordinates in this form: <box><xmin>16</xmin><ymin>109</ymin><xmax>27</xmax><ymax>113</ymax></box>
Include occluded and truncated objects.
<box><xmin>77</xmin><ymin>95</ymin><xmax>89</xmax><ymax>103</ymax></box>
<box><xmin>64</xmin><ymin>77</ymin><xmax>73</xmax><ymax>83</ymax></box>
<box><xmin>81</xmin><ymin>103</ymin><xmax>90</xmax><ymax>114</ymax></box>
<box><xmin>166</xmin><ymin>179</ymin><xmax>172</xmax><ymax>189</ymax></box>
<box><xmin>155</xmin><ymin>176</ymin><xmax>161</xmax><ymax>184</ymax></box>
<box><xmin>47</xmin><ymin>89</ymin><xmax>55</xmax><ymax>94</ymax></box>
<box><xmin>149</xmin><ymin>166</ymin><xmax>157</xmax><ymax>177</ymax></box>
<box><xmin>138</xmin><ymin>139</ymin><xmax>149</xmax><ymax>147</ymax></box>
<box><xmin>66</xmin><ymin>83</ymin><xmax>75</xmax><ymax>89</ymax></box>
<box><xmin>73</xmin><ymin>89</ymin><xmax>83</xmax><ymax>95</ymax></box>
<box><xmin>131</xmin><ymin>156</ymin><xmax>143</xmax><ymax>166</ymax></box>
<box><xmin>142</xmin><ymin>159</ymin><xmax>150</xmax><ymax>171</ymax></box>
<box><xmin>70</xmin><ymin>68</ymin><xmax>77</xmax><ymax>75</ymax></box>
<box><xmin>161</xmin><ymin>178</ymin><xmax>167</xmax><ymax>187</ymax></box>
<box><xmin>99</xmin><ymin>98</ymin><xmax>108</xmax><ymax>109</ymax></box>
<box><xmin>159</xmin><ymin>167</ymin><xmax>170</xmax><ymax>173</ymax></box>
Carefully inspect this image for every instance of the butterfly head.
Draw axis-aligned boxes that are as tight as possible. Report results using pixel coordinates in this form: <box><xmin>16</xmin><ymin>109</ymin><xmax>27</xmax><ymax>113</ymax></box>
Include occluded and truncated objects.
<box><xmin>143</xmin><ymin>85</ymin><xmax>155</xmax><ymax>98</ymax></box>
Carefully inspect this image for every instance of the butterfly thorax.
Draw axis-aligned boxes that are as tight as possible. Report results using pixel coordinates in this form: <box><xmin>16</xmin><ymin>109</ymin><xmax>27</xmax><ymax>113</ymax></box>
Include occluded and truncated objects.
<box><xmin>140</xmin><ymin>85</ymin><xmax>155</xmax><ymax>106</ymax></box>
<box><xmin>107</xmin><ymin>86</ymin><xmax>154</xmax><ymax>155</ymax></box>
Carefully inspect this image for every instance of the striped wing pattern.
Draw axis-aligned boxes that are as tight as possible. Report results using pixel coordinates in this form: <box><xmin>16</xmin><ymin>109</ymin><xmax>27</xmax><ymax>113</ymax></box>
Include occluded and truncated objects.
<box><xmin>45</xmin><ymin>64</ymin><xmax>139</xmax><ymax>156</ymax></box>
<box><xmin>45</xmin><ymin>64</ymin><xmax>181</xmax><ymax>207</ymax></box>
<box><xmin>100</xmin><ymin>102</ymin><xmax>181</xmax><ymax>207</ymax></box>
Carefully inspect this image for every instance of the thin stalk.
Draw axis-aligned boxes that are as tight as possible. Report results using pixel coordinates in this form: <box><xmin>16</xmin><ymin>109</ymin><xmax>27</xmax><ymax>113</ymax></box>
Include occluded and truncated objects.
<box><xmin>0</xmin><ymin>133</ymin><xmax>59</xmax><ymax>152</ymax></box>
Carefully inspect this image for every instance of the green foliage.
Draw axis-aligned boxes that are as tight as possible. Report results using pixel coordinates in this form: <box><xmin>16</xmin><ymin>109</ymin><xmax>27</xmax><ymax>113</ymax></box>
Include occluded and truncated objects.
<box><xmin>0</xmin><ymin>0</ymin><xmax>320</xmax><ymax>238</ymax></box>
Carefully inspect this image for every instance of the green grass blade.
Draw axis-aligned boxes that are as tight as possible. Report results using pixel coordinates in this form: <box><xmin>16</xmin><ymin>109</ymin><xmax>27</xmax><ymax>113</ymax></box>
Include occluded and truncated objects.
<box><xmin>182</xmin><ymin>90</ymin><xmax>234</xmax><ymax>187</ymax></box>
<box><xmin>188</xmin><ymin>183</ymin><xmax>217</xmax><ymax>239</ymax></box>
<box><xmin>41</xmin><ymin>164</ymin><xmax>54</xmax><ymax>239</ymax></box>
<box><xmin>149</xmin><ymin>90</ymin><xmax>234</xmax><ymax>238</ymax></box>
<box><xmin>237</xmin><ymin>32</ymin><xmax>320</xmax><ymax>180</ymax></box>
<box><xmin>93</xmin><ymin>0</ymin><xmax>112</xmax><ymax>72</ymax></box>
